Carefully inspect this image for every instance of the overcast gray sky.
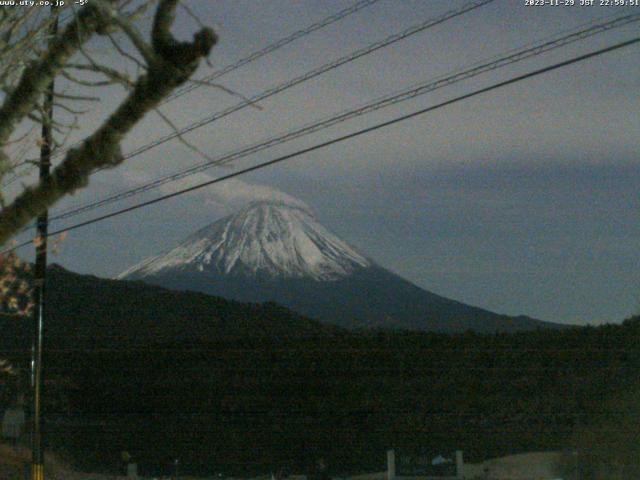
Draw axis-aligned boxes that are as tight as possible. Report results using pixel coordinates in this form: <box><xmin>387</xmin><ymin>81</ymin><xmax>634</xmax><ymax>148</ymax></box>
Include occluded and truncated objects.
<box><xmin>8</xmin><ymin>0</ymin><xmax>640</xmax><ymax>325</ymax></box>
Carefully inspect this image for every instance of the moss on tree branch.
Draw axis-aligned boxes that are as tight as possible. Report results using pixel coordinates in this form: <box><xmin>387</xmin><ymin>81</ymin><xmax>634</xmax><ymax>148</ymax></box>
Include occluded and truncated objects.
<box><xmin>0</xmin><ymin>2</ymin><xmax>217</xmax><ymax>246</ymax></box>
<box><xmin>0</xmin><ymin>4</ymin><xmax>107</xmax><ymax>151</ymax></box>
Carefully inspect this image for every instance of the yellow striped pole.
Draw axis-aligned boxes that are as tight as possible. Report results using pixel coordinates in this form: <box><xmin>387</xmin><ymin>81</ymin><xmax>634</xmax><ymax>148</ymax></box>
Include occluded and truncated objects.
<box><xmin>31</xmin><ymin>6</ymin><xmax>58</xmax><ymax>480</ymax></box>
<box><xmin>31</xmin><ymin>463</ymin><xmax>45</xmax><ymax>480</ymax></box>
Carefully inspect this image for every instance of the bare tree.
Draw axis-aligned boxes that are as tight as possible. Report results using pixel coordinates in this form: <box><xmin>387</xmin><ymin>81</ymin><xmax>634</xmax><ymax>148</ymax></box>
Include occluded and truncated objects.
<box><xmin>0</xmin><ymin>249</ymin><xmax>31</xmax><ymax>316</ymax></box>
<box><xmin>0</xmin><ymin>0</ymin><xmax>217</xmax><ymax>247</ymax></box>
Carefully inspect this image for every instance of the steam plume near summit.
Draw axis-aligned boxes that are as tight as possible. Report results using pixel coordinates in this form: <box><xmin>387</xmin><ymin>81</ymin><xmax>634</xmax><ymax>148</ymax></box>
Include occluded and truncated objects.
<box><xmin>118</xmin><ymin>199</ymin><xmax>566</xmax><ymax>333</ymax></box>
<box><xmin>204</xmin><ymin>178</ymin><xmax>311</xmax><ymax>214</ymax></box>
<box><xmin>122</xmin><ymin>168</ymin><xmax>311</xmax><ymax>215</ymax></box>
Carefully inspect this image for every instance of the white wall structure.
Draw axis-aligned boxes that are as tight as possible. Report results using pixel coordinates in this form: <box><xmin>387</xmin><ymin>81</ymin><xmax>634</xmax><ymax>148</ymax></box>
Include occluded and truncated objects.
<box><xmin>386</xmin><ymin>449</ymin><xmax>463</xmax><ymax>480</ymax></box>
<box><xmin>461</xmin><ymin>451</ymin><xmax>567</xmax><ymax>480</ymax></box>
<box><xmin>1</xmin><ymin>407</ymin><xmax>25</xmax><ymax>441</ymax></box>
<box><xmin>387</xmin><ymin>450</ymin><xmax>396</xmax><ymax>480</ymax></box>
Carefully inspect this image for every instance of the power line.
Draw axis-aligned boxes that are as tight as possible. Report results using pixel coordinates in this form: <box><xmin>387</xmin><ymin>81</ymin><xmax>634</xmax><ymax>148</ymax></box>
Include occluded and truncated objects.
<box><xmin>116</xmin><ymin>0</ymin><xmax>496</xmax><ymax>162</ymax></box>
<box><xmin>51</xmin><ymin>0</ymin><xmax>384</xmax><ymax>164</ymax></box>
<box><xmin>20</xmin><ymin>0</ymin><xmax>495</xmax><ymax>182</ymax></box>
<box><xmin>3</xmin><ymin>0</ymin><xmax>493</xmax><ymax>189</ymax></box>
<box><xmin>27</xmin><ymin>0</ymin><xmax>491</xmax><ymax>179</ymax></box>
<box><xmin>0</xmin><ymin>8</ymin><xmax>74</xmax><ymax>187</ymax></box>
<box><xmin>48</xmin><ymin>12</ymin><xmax>640</xmax><ymax>223</ymax></box>
<box><xmin>1</xmin><ymin>0</ymin><xmax>384</xmax><ymax>186</ymax></box>
<box><xmin>4</xmin><ymin>35</ymin><xmax>638</xmax><ymax>254</ymax></box>
<box><xmin>164</xmin><ymin>0</ymin><xmax>385</xmax><ymax>104</ymax></box>
<box><xmin>0</xmin><ymin>4</ymin><xmax>151</xmax><ymax>187</ymax></box>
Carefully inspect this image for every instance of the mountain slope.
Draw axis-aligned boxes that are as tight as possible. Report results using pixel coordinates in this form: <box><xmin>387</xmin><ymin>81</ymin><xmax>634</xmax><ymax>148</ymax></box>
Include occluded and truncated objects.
<box><xmin>120</xmin><ymin>201</ymin><xmax>565</xmax><ymax>333</ymax></box>
<box><xmin>119</xmin><ymin>202</ymin><xmax>370</xmax><ymax>281</ymax></box>
<box><xmin>0</xmin><ymin>264</ymin><xmax>339</xmax><ymax>353</ymax></box>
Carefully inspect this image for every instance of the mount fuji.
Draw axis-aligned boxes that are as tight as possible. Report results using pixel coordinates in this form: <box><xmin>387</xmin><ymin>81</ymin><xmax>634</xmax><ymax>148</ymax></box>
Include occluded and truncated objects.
<box><xmin>119</xmin><ymin>201</ymin><xmax>563</xmax><ymax>333</ymax></box>
<box><xmin>119</xmin><ymin>201</ymin><xmax>370</xmax><ymax>282</ymax></box>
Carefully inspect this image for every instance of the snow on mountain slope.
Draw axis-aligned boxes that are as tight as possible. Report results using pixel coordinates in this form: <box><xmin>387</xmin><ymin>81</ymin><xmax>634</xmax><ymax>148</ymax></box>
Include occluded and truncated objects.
<box><xmin>117</xmin><ymin>201</ymin><xmax>565</xmax><ymax>333</ymax></box>
<box><xmin>119</xmin><ymin>201</ymin><xmax>371</xmax><ymax>281</ymax></box>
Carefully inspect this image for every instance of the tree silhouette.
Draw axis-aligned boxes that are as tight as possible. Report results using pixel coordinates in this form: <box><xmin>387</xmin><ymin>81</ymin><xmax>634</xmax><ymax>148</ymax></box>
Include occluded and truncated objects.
<box><xmin>0</xmin><ymin>0</ymin><xmax>216</xmax><ymax>246</ymax></box>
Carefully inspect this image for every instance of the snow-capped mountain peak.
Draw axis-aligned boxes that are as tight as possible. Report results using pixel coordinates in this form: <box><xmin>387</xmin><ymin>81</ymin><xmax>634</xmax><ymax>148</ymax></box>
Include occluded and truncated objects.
<box><xmin>119</xmin><ymin>201</ymin><xmax>371</xmax><ymax>281</ymax></box>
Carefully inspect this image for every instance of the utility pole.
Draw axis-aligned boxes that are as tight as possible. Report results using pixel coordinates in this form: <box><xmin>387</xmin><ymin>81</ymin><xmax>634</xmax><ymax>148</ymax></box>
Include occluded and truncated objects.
<box><xmin>31</xmin><ymin>8</ymin><xmax>58</xmax><ymax>480</ymax></box>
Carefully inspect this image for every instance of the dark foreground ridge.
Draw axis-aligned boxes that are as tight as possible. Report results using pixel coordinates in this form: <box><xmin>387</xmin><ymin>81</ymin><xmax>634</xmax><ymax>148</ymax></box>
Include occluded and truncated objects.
<box><xmin>0</xmin><ymin>265</ymin><xmax>637</xmax><ymax>477</ymax></box>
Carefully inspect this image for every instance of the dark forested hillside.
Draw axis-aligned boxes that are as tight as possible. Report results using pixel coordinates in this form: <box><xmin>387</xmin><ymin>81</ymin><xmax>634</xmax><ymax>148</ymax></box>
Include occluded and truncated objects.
<box><xmin>46</xmin><ymin>318</ymin><xmax>639</xmax><ymax>477</ymax></box>
<box><xmin>0</xmin><ymin>266</ymin><xmax>638</xmax><ymax>477</ymax></box>
<box><xmin>0</xmin><ymin>265</ymin><xmax>338</xmax><ymax>353</ymax></box>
